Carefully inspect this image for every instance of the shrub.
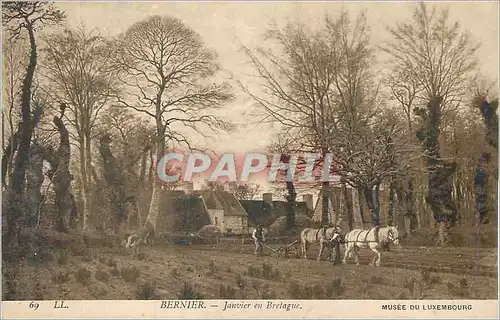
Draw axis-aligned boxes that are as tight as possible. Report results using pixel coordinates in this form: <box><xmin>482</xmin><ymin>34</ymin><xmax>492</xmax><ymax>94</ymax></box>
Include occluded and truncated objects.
<box><xmin>75</xmin><ymin>268</ymin><xmax>91</xmax><ymax>284</ymax></box>
<box><xmin>218</xmin><ymin>284</ymin><xmax>237</xmax><ymax>299</ymax></box>
<box><xmin>52</xmin><ymin>271</ymin><xmax>70</xmax><ymax>284</ymax></box>
<box><xmin>57</xmin><ymin>250</ymin><xmax>69</xmax><ymax>265</ymax></box>
<box><xmin>136</xmin><ymin>280</ymin><xmax>157</xmax><ymax>300</ymax></box>
<box><xmin>95</xmin><ymin>270</ymin><xmax>110</xmax><ymax>282</ymax></box>
<box><xmin>121</xmin><ymin>266</ymin><xmax>140</xmax><ymax>283</ymax></box>
<box><xmin>178</xmin><ymin>282</ymin><xmax>202</xmax><ymax>299</ymax></box>
<box><xmin>109</xmin><ymin>267</ymin><xmax>120</xmax><ymax>277</ymax></box>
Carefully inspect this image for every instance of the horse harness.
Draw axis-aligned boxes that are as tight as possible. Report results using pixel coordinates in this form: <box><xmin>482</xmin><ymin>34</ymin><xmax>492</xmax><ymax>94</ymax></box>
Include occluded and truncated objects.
<box><xmin>347</xmin><ymin>226</ymin><xmax>382</xmax><ymax>244</ymax></box>
<box><xmin>387</xmin><ymin>228</ymin><xmax>398</xmax><ymax>242</ymax></box>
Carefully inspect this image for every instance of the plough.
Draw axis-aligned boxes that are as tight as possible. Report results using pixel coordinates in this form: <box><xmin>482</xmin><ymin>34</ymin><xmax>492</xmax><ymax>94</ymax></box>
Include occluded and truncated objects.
<box><xmin>263</xmin><ymin>240</ymin><xmax>300</xmax><ymax>258</ymax></box>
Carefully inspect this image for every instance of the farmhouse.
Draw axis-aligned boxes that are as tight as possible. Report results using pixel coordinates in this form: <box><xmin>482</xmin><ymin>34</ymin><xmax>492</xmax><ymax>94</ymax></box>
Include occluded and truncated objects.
<box><xmin>155</xmin><ymin>183</ymin><xmax>249</xmax><ymax>235</ymax></box>
<box><xmin>157</xmin><ymin>189</ymin><xmax>211</xmax><ymax>233</ymax></box>
<box><xmin>194</xmin><ymin>189</ymin><xmax>249</xmax><ymax>235</ymax></box>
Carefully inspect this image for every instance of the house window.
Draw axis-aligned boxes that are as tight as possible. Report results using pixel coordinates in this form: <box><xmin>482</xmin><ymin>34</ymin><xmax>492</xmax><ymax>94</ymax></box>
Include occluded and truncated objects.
<box><xmin>215</xmin><ymin>217</ymin><xmax>218</xmax><ymax>225</ymax></box>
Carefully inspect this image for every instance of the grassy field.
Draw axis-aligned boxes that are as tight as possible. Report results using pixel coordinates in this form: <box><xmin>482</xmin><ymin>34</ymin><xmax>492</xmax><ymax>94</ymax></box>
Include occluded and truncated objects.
<box><xmin>2</xmin><ymin>229</ymin><xmax>497</xmax><ymax>301</ymax></box>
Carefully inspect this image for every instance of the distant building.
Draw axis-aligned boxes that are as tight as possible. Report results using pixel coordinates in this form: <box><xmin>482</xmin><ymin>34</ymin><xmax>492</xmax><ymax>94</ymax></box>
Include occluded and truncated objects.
<box><xmin>239</xmin><ymin>192</ymin><xmax>314</xmax><ymax>228</ymax></box>
<box><xmin>158</xmin><ymin>190</ymin><xmax>211</xmax><ymax>233</ymax></box>
<box><xmin>194</xmin><ymin>190</ymin><xmax>249</xmax><ymax>235</ymax></box>
<box><xmin>157</xmin><ymin>182</ymin><xmax>249</xmax><ymax>235</ymax></box>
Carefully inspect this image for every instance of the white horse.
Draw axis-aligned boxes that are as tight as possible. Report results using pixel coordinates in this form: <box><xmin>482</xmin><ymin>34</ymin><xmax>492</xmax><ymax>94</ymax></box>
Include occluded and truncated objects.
<box><xmin>301</xmin><ymin>226</ymin><xmax>343</xmax><ymax>261</ymax></box>
<box><xmin>342</xmin><ymin>226</ymin><xmax>400</xmax><ymax>267</ymax></box>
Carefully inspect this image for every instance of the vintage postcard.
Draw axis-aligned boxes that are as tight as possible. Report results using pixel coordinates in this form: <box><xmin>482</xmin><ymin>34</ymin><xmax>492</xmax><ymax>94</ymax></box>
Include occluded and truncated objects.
<box><xmin>1</xmin><ymin>0</ymin><xmax>498</xmax><ymax>319</ymax></box>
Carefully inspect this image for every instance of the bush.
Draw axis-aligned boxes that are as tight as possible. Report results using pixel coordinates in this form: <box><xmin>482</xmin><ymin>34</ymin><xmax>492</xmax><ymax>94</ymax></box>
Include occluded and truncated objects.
<box><xmin>288</xmin><ymin>278</ymin><xmax>344</xmax><ymax>299</ymax></box>
<box><xmin>95</xmin><ymin>270</ymin><xmax>110</xmax><ymax>282</ymax></box>
<box><xmin>136</xmin><ymin>280</ymin><xmax>157</xmax><ymax>300</ymax></box>
<box><xmin>121</xmin><ymin>266</ymin><xmax>140</xmax><ymax>283</ymax></box>
<box><xmin>52</xmin><ymin>271</ymin><xmax>71</xmax><ymax>284</ymax></box>
<box><xmin>57</xmin><ymin>250</ymin><xmax>69</xmax><ymax>265</ymax></box>
<box><xmin>109</xmin><ymin>267</ymin><xmax>120</xmax><ymax>277</ymax></box>
<box><xmin>178</xmin><ymin>282</ymin><xmax>202</xmax><ymax>299</ymax></box>
<box><xmin>370</xmin><ymin>276</ymin><xmax>384</xmax><ymax>285</ymax></box>
<box><xmin>217</xmin><ymin>284</ymin><xmax>237</xmax><ymax>298</ymax></box>
<box><xmin>75</xmin><ymin>268</ymin><xmax>91</xmax><ymax>284</ymax></box>
<box><xmin>106</xmin><ymin>258</ymin><xmax>117</xmax><ymax>267</ymax></box>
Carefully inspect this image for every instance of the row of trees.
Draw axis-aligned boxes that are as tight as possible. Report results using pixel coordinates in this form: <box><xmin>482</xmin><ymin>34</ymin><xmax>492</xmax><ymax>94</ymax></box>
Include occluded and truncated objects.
<box><xmin>2</xmin><ymin>2</ymin><xmax>233</xmax><ymax>245</ymax></box>
<box><xmin>1</xmin><ymin>2</ymin><xmax>497</xmax><ymax>250</ymax></box>
<box><xmin>242</xmin><ymin>4</ymin><xmax>498</xmax><ymax>244</ymax></box>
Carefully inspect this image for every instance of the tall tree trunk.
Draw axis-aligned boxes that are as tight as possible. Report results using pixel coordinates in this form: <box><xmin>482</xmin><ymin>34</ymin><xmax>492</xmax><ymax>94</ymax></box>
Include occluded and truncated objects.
<box><xmin>321</xmin><ymin>182</ymin><xmax>329</xmax><ymax>226</ymax></box>
<box><xmin>144</xmin><ymin>135</ymin><xmax>165</xmax><ymax>235</ymax></box>
<box><xmin>285</xmin><ymin>180</ymin><xmax>296</xmax><ymax>231</ymax></box>
<box><xmin>350</xmin><ymin>187</ymin><xmax>363</xmax><ymax>229</ymax></box>
<box><xmin>2</xmin><ymin>109</ymin><xmax>4</xmax><ymax>151</ymax></box>
<box><xmin>395</xmin><ymin>185</ymin><xmax>409</xmax><ymax>235</ymax></box>
<box><xmin>148</xmin><ymin>146</ymin><xmax>154</xmax><ymax>180</ymax></box>
<box><xmin>363</xmin><ymin>185</ymin><xmax>380</xmax><ymax>226</ymax></box>
<box><xmin>84</xmin><ymin>134</ymin><xmax>93</xmax><ymax>230</ymax></box>
<box><xmin>25</xmin><ymin>144</ymin><xmax>44</xmax><ymax>227</ymax></box>
<box><xmin>281</xmin><ymin>154</ymin><xmax>296</xmax><ymax>231</ymax></box>
<box><xmin>79</xmin><ymin>138</ymin><xmax>90</xmax><ymax>230</ymax></box>
<box><xmin>52</xmin><ymin>114</ymin><xmax>73</xmax><ymax>233</ymax></box>
<box><xmin>388</xmin><ymin>180</ymin><xmax>396</xmax><ymax>226</ymax></box>
<box><xmin>99</xmin><ymin>135</ymin><xmax>127</xmax><ymax>236</ymax></box>
<box><xmin>406</xmin><ymin>178</ymin><xmax>418</xmax><ymax>230</ymax></box>
<box><xmin>2</xmin><ymin>130</ymin><xmax>19</xmax><ymax>187</ymax></box>
<box><xmin>474</xmin><ymin>166</ymin><xmax>488</xmax><ymax>226</ymax></box>
<box><xmin>417</xmin><ymin>96</ymin><xmax>457</xmax><ymax>246</ymax></box>
<box><xmin>139</xmin><ymin>149</ymin><xmax>148</xmax><ymax>186</ymax></box>
<box><xmin>357</xmin><ymin>187</ymin><xmax>365</xmax><ymax>223</ymax></box>
<box><xmin>6</xmin><ymin>24</ymin><xmax>37</xmax><ymax>243</ymax></box>
<box><xmin>341</xmin><ymin>179</ymin><xmax>353</xmax><ymax>230</ymax></box>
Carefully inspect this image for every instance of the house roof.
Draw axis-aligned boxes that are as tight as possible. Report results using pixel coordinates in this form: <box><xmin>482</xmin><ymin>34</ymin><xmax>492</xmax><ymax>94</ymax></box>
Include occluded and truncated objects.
<box><xmin>194</xmin><ymin>190</ymin><xmax>248</xmax><ymax>217</ymax></box>
<box><xmin>160</xmin><ymin>190</ymin><xmax>211</xmax><ymax>232</ymax></box>
<box><xmin>240</xmin><ymin>199</ymin><xmax>313</xmax><ymax>226</ymax></box>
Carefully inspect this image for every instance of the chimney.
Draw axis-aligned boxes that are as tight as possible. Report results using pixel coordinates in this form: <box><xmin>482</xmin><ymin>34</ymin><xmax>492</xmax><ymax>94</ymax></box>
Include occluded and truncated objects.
<box><xmin>228</xmin><ymin>181</ymin><xmax>237</xmax><ymax>194</ymax></box>
<box><xmin>183</xmin><ymin>181</ymin><xmax>194</xmax><ymax>195</ymax></box>
<box><xmin>262</xmin><ymin>193</ymin><xmax>273</xmax><ymax>204</ymax></box>
<box><xmin>302</xmin><ymin>194</ymin><xmax>313</xmax><ymax>211</ymax></box>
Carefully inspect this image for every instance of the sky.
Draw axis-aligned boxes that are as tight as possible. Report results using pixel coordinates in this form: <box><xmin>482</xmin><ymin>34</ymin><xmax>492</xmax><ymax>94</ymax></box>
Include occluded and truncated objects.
<box><xmin>50</xmin><ymin>1</ymin><xmax>499</xmax><ymax>197</ymax></box>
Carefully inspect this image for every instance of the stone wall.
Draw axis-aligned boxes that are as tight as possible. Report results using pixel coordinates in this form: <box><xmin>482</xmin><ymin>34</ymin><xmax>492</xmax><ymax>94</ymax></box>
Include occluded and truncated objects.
<box><xmin>225</xmin><ymin>215</ymin><xmax>248</xmax><ymax>235</ymax></box>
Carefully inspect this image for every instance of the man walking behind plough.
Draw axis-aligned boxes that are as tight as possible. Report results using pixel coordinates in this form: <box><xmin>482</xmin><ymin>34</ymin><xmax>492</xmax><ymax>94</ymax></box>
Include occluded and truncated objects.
<box><xmin>252</xmin><ymin>224</ymin><xmax>266</xmax><ymax>257</ymax></box>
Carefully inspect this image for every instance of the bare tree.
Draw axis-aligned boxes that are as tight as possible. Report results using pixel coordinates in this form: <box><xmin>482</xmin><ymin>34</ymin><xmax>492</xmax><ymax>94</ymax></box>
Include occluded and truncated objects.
<box><xmin>39</xmin><ymin>26</ymin><xmax>118</xmax><ymax>230</ymax></box>
<box><xmin>381</xmin><ymin>3</ymin><xmax>480</xmax><ymax>245</ymax></box>
<box><xmin>205</xmin><ymin>181</ymin><xmax>225</xmax><ymax>192</ymax></box>
<box><xmin>2</xmin><ymin>35</ymin><xmax>28</xmax><ymax>152</ymax></box>
<box><xmin>241</xmin><ymin>15</ymin><xmax>343</xmax><ymax>228</ymax></box>
<box><xmin>470</xmin><ymin>85</ymin><xmax>498</xmax><ymax>226</ymax></box>
<box><xmin>385</xmin><ymin>70</ymin><xmax>424</xmax><ymax>234</ymax></box>
<box><xmin>112</xmin><ymin>15</ymin><xmax>233</xmax><ymax>236</ymax></box>
<box><xmin>2</xmin><ymin>1</ymin><xmax>65</xmax><ymax>242</ymax></box>
<box><xmin>234</xmin><ymin>183</ymin><xmax>262</xmax><ymax>200</ymax></box>
<box><xmin>242</xmin><ymin>11</ymin><xmax>413</xmax><ymax>230</ymax></box>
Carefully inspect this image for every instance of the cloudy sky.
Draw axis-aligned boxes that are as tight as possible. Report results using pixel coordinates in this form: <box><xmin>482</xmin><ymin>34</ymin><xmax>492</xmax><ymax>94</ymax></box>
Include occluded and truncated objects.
<box><xmin>55</xmin><ymin>1</ymin><xmax>499</xmax><ymax>151</ymax></box>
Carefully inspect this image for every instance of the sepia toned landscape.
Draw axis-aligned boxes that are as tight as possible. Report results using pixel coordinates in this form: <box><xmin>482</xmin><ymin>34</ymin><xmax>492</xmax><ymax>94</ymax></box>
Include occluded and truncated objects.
<box><xmin>1</xmin><ymin>1</ymin><xmax>498</xmax><ymax>302</ymax></box>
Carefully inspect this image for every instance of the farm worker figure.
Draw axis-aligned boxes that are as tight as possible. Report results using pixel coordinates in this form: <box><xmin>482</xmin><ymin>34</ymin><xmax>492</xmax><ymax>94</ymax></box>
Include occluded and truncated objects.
<box><xmin>329</xmin><ymin>226</ymin><xmax>343</xmax><ymax>264</ymax></box>
<box><xmin>252</xmin><ymin>224</ymin><xmax>266</xmax><ymax>256</ymax></box>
